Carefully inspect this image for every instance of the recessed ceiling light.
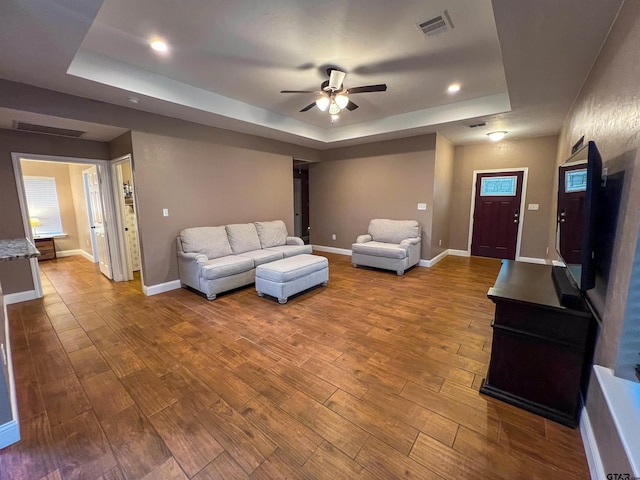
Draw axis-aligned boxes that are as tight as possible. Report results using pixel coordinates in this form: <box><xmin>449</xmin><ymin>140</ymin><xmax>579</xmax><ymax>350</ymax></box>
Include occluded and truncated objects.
<box><xmin>447</xmin><ymin>83</ymin><xmax>461</xmax><ymax>93</ymax></box>
<box><xmin>487</xmin><ymin>131</ymin><xmax>507</xmax><ymax>141</ymax></box>
<box><xmin>127</xmin><ymin>97</ymin><xmax>139</xmax><ymax>104</ymax></box>
<box><xmin>150</xmin><ymin>39</ymin><xmax>168</xmax><ymax>52</ymax></box>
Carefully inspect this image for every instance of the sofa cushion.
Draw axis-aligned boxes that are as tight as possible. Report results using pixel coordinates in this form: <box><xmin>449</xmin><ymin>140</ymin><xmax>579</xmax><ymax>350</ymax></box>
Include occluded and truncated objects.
<box><xmin>255</xmin><ymin>220</ymin><xmax>288</xmax><ymax>248</ymax></box>
<box><xmin>180</xmin><ymin>226</ymin><xmax>232</xmax><ymax>259</ymax></box>
<box><xmin>226</xmin><ymin>223</ymin><xmax>262</xmax><ymax>254</ymax></box>
<box><xmin>265</xmin><ymin>244</ymin><xmax>312</xmax><ymax>258</ymax></box>
<box><xmin>351</xmin><ymin>241</ymin><xmax>407</xmax><ymax>260</ymax></box>
<box><xmin>368</xmin><ymin>219</ymin><xmax>420</xmax><ymax>244</ymax></box>
<box><xmin>236</xmin><ymin>249</ymin><xmax>284</xmax><ymax>266</ymax></box>
<box><xmin>200</xmin><ymin>255</ymin><xmax>254</xmax><ymax>280</ymax></box>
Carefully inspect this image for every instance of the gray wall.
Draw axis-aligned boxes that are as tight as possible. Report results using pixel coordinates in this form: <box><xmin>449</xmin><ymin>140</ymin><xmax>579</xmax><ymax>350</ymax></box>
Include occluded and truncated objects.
<box><xmin>449</xmin><ymin>135</ymin><xmax>558</xmax><ymax>259</ymax></box>
<box><xmin>432</xmin><ymin>134</ymin><xmax>455</xmax><ymax>258</ymax></box>
<box><xmin>310</xmin><ymin>135</ymin><xmax>436</xmax><ymax>259</ymax></box>
<box><xmin>131</xmin><ymin>131</ymin><xmax>294</xmax><ymax>286</ymax></box>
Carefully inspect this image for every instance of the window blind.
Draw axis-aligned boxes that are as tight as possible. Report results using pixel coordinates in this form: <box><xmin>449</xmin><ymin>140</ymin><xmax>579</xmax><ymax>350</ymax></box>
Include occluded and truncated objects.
<box><xmin>24</xmin><ymin>176</ymin><xmax>63</xmax><ymax>235</ymax></box>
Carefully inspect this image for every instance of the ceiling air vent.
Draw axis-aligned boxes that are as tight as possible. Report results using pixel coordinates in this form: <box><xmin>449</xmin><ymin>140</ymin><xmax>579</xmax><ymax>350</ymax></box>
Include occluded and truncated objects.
<box><xmin>417</xmin><ymin>10</ymin><xmax>454</xmax><ymax>37</ymax></box>
<box><xmin>15</xmin><ymin>121</ymin><xmax>85</xmax><ymax>138</ymax></box>
<box><xmin>469</xmin><ymin>122</ymin><xmax>487</xmax><ymax>128</ymax></box>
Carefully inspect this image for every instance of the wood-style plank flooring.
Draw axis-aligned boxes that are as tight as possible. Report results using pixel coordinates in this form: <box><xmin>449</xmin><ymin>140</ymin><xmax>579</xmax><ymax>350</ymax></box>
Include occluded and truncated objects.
<box><xmin>0</xmin><ymin>253</ymin><xmax>590</xmax><ymax>479</ymax></box>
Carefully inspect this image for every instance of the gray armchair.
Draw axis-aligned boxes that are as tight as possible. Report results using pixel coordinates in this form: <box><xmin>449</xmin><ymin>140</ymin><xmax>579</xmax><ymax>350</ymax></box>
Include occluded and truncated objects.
<box><xmin>351</xmin><ymin>219</ymin><xmax>421</xmax><ymax>275</ymax></box>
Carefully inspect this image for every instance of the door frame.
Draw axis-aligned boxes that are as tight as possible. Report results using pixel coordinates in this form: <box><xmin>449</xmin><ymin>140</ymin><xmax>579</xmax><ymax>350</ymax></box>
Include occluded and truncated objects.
<box><xmin>82</xmin><ymin>168</ymin><xmax>100</xmax><ymax>263</ymax></box>
<box><xmin>11</xmin><ymin>152</ymin><xmax>127</xmax><ymax>298</ymax></box>
<box><xmin>111</xmin><ymin>155</ymin><xmax>142</xmax><ymax>284</ymax></box>
<box><xmin>467</xmin><ymin>167</ymin><xmax>529</xmax><ymax>261</ymax></box>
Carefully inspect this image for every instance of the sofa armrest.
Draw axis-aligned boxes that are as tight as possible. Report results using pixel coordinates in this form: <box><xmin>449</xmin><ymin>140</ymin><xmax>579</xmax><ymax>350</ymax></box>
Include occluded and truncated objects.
<box><xmin>356</xmin><ymin>234</ymin><xmax>372</xmax><ymax>243</ymax></box>
<box><xmin>286</xmin><ymin>236</ymin><xmax>304</xmax><ymax>246</ymax></box>
<box><xmin>177</xmin><ymin>251</ymin><xmax>208</xmax><ymax>264</ymax></box>
<box><xmin>400</xmin><ymin>237</ymin><xmax>421</xmax><ymax>247</ymax></box>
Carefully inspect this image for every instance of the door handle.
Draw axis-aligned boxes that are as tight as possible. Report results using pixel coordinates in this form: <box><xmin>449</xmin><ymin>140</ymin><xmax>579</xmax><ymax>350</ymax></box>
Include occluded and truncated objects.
<box><xmin>91</xmin><ymin>226</ymin><xmax>96</xmax><ymax>229</ymax></box>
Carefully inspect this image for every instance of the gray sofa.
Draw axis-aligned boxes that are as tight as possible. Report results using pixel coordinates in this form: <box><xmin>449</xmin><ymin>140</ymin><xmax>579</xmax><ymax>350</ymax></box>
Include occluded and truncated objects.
<box><xmin>177</xmin><ymin>220</ymin><xmax>311</xmax><ymax>300</ymax></box>
<box><xmin>351</xmin><ymin>219</ymin><xmax>421</xmax><ymax>275</ymax></box>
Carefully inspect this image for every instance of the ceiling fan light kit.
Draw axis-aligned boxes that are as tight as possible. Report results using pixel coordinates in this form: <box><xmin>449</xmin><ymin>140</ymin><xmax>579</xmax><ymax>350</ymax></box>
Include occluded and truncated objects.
<box><xmin>281</xmin><ymin>68</ymin><xmax>388</xmax><ymax>120</ymax></box>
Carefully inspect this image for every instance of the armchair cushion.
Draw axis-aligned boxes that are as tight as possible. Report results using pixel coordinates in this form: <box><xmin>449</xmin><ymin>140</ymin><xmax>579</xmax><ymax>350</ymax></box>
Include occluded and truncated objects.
<box><xmin>368</xmin><ymin>219</ymin><xmax>420</xmax><ymax>244</ymax></box>
<box><xmin>226</xmin><ymin>223</ymin><xmax>262</xmax><ymax>254</ymax></box>
<box><xmin>356</xmin><ymin>234</ymin><xmax>372</xmax><ymax>244</ymax></box>
<box><xmin>255</xmin><ymin>220</ymin><xmax>288</xmax><ymax>248</ymax></box>
<box><xmin>180</xmin><ymin>226</ymin><xmax>232</xmax><ymax>259</ymax></box>
<box><xmin>351</xmin><ymin>241</ymin><xmax>408</xmax><ymax>260</ymax></box>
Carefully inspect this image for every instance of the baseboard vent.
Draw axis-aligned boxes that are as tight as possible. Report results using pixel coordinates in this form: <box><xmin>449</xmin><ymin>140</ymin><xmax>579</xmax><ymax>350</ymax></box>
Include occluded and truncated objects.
<box><xmin>14</xmin><ymin>121</ymin><xmax>85</xmax><ymax>138</ymax></box>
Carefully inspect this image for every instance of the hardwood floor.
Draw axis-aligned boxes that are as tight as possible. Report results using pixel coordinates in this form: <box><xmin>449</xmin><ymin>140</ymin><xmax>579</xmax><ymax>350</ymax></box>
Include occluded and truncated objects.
<box><xmin>0</xmin><ymin>253</ymin><xmax>591</xmax><ymax>479</ymax></box>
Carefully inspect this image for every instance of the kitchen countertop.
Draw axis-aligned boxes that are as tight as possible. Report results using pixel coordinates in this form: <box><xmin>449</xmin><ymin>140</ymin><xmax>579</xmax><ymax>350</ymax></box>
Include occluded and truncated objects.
<box><xmin>0</xmin><ymin>238</ymin><xmax>40</xmax><ymax>261</ymax></box>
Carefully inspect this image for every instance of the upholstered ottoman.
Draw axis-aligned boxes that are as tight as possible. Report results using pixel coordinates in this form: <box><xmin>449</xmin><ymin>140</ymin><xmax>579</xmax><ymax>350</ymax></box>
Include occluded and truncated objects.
<box><xmin>255</xmin><ymin>254</ymin><xmax>328</xmax><ymax>304</ymax></box>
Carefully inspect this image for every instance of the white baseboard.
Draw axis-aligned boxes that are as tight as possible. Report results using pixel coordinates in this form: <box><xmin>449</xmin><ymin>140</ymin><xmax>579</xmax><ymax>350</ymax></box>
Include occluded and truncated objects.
<box><xmin>79</xmin><ymin>250</ymin><xmax>96</xmax><ymax>262</ymax></box>
<box><xmin>311</xmin><ymin>245</ymin><xmax>352</xmax><ymax>256</ymax></box>
<box><xmin>0</xmin><ymin>420</ymin><xmax>20</xmax><ymax>449</ymax></box>
<box><xmin>580</xmin><ymin>404</ymin><xmax>606</xmax><ymax>480</ymax></box>
<box><xmin>418</xmin><ymin>249</ymin><xmax>450</xmax><ymax>268</ymax></box>
<box><xmin>4</xmin><ymin>289</ymin><xmax>38</xmax><ymax>305</ymax></box>
<box><xmin>516</xmin><ymin>256</ymin><xmax>549</xmax><ymax>265</ymax></box>
<box><xmin>142</xmin><ymin>279</ymin><xmax>182</xmax><ymax>296</ymax></box>
<box><xmin>448</xmin><ymin>249</ymin><xmax>470</xmax><ymax>257</ymax></box>
<box><xmin>56</xmin><ymin>249</ymin><xmax>82</xmax><ymax>258</ymax></box>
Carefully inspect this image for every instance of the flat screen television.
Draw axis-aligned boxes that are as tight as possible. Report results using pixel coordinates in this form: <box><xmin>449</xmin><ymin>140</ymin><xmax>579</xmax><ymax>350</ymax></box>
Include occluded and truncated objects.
<box><xmin>556</xmin><ymin>140</ymin><xmax>602</xmax><ymax>291</ymax></box>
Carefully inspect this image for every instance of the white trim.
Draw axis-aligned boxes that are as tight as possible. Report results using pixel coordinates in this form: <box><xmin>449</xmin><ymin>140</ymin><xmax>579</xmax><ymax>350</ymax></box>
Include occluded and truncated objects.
<box><xmin>56</xmin><ymin>249</ymin><xmax>83</xmax><ymax>258</ymax></box>
<box><xmin>0</xmin><ymin>420</ymin><xmax>20</xmax><ymax>449</ymax></box>
<box><xmin>311</xmin><ymin>245</ymin><xmax>352</xmax><ymax>256</ymax></box>
<box><xmin>448</xmin><ymin>249</ymin><xmax>471</xmax><ymax>257</ymax></box>
<box><xmin>111</xmin><ymin>155</ymin><xmax>136</xmax><ymax>282</ymax></box>
<box><xmin>79</xmin><ymin>250</ymin><xmax>97</xmax><ymax>263</ymax></box>
<box><xmin>592</xmin><ymin>365</ymin><xmax>640</xmax><ymax>475</ymax></box>
<box><xmin>580</xmin><ymin>405</ymin><xmax>606</xmax><ymax>480</ymax></box>
<box><xmin>420</xmin><ymin>249</ymin><xmax>449</xmax><ymax>267</ymax></box>
<box><xmin>552</xmin><ymin>259</ymin><xmax>566</xmax><ymax>267</ymax></box>
<box><xmin>4</xmin><ymin>290</ymin><xmax>38</xmax><ymax>305</ymax></box>
<box><xmin>516</xmin><ymin>256</ymin><xmax>549</xmax><ymax>265</ymax></box>
<box><xmin>467</xmin><ymin>168</ymin><xmax>529</xmax><ymax>260</ymax></box>
<box><xmin>142</xmin><ymin>280</ymin><xmax>182</xmax><ymax>296</ymax></box>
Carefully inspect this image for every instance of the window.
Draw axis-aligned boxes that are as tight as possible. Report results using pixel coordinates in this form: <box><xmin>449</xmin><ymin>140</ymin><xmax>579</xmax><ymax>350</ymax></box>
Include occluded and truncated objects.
<box><xmin>565</xmin><ymin>169</ymin><xmax>587</xmax><ymax>193</ymax></box>
<box><xmin>480</xmin><ymin>176</ymin><xmax>517</xmax><ymax>196</ymax></box>
<box><xmin>24</xmin><ymin>176</ymin><xmax>63</xmax><ymax>235</ymax></box>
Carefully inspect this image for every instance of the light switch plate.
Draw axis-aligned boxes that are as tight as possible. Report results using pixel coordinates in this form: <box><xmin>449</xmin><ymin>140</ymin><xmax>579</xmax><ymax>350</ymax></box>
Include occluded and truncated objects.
<box><xmin>417</xmin><ymin>203</ymin><xmax>427</xmax><ymax>211</ymax></box>
<box><xmin>162</xmin><ymin>208</ymin><xmax>169</xmax><ymax>217</ymax></box>
<box><xmin>528</xmin><ymin>204</ymin><xmax>539</xmax><ymax>211</ymax></box>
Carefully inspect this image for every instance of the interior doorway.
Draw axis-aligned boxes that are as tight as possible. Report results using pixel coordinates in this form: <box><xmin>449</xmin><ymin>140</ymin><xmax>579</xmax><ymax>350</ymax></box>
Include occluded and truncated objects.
<box><xmin>469</xmin><ymin>169</ymin><xmax>527</xmax><ymax>260</ymax></box>
<box><xmin>293</xmin><ymin>159</ymin><xmax>310</xmax><ymax>244</ymax></box>
<box><xmin>12</xmin><ymin>152</ymin><xmax>130</xmax><ymax>299</ymax></box>
<box><xmin>112</xmin><ymin>156</ymin><xmax>141</xmax><ymax>282</ymax></box>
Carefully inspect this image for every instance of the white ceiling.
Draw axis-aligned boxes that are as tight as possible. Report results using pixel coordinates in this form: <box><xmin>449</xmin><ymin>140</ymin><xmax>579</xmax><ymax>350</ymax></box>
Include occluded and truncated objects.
<box><xmin>0</xmin><ymin>0</ymin><xmax>623</xmax><ymax>147</ymax></box>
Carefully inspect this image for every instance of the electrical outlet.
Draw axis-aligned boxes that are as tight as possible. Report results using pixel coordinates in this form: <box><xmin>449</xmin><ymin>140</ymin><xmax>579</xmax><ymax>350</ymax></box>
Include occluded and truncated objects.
<box><xmin>417</xmin><ymin>203</ymin><xmax>427</xmax><ymax>211</ymax></box>
<box><xmin>439</xmin><ymin>239</ymin><xmax>442</xmax><ymax>246</ymax></box>
<box><xmin>331</xmin><ymin>234</ymin><xmax>336</xmax><ymax>240</ymax></box>
<box><xmin>162</xmin><ymin>208</ymin><xmax>169</xmax><ymax>217</ymax></box>
<box><xmin>528</xmin><ymin>204</ymin><xmax>539</xmax><ymax>210</ymax></box>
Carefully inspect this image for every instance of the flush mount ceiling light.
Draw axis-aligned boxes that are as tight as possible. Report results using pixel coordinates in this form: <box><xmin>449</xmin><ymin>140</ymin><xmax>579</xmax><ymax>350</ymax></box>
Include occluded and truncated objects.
<box><xmin>447</xmin><ymin>83</ymin><xmax>461</xmax><ymax>93</ymax></box>
<box><xmin>150</xmin><ymin>39</ymin><xmax>168</xmax><ymax>52</ymax></box>
<box><xmin>487</xmin><ymin>131</ymin><xmax>507</xmax><ymax>141</ymax></box>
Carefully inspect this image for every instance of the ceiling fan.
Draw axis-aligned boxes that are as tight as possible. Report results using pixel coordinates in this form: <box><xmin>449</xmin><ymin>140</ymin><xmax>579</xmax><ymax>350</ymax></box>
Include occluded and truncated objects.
<box><xmin>280</xmin><ymin>69</ymin><xmax>387</xmax><ymax>117</ymax></box>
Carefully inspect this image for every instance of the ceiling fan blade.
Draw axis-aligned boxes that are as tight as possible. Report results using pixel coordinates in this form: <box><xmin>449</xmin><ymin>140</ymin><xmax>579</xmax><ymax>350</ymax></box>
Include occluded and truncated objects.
<box><xmin>345</xmin><ymin>101</ymin><xmax>359</xmax><ymax>111</ymax></box>
<box><xmin>280</xmin><ymin>90</ymin><xmax>317</xmax><ymax>93</ymax></box>
<box><xmin>347</xmin><ymin>84</ymin><xmax>387</xmax><ymax>94</ymax></box>
<box><xmin>328</xmin><ymin>70</ymin><xmax>346</xmax><ymax>90</ymax></box>
<box><xmin>300</xmin><ymin>102</ymin><xmax>316</xmax><ymax>112</ymax></box>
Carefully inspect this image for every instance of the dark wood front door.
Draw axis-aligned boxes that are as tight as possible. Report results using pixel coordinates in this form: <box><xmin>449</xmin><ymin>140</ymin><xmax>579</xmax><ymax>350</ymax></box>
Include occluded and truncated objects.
<box><xmin>557</xmin><ymin>163</ymin><xmax>587</xmax><ymax>264</ymax></box>
<box><xmin>471</xmin><ymin>171</ymin><xmax>524</xmax><ymax>260</ymax></box>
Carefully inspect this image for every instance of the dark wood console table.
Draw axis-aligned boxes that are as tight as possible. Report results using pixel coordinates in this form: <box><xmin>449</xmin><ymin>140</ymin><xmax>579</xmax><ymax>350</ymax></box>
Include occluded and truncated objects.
<box><xmin>480</xmin><ymin>260</ymin><xmax>597</xmax><ymax>427</ymax></box>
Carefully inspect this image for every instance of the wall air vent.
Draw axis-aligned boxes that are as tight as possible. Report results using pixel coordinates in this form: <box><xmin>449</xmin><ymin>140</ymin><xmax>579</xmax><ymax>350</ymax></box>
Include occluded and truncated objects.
<box><xmin>469</xmin><ymin>122</ymin><xmax>487</xmax><ymax>128</ymax></box>
<box><xmin>14</xmin><ymin>121</ymin><xmax>85</xmax><ymax>138</ymax></box>
<box><xmin>417</xmin><ymin>10</ymin><xmax>454</xmax><ymax>37</ymax></box>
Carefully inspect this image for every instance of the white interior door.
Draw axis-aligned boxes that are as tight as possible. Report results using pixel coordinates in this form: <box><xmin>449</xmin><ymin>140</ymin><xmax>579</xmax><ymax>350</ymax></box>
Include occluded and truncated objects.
<box><xmin>86</xmin><ymin>166</ymin><xmax>112</xmax><ymax>279</ymax></box>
